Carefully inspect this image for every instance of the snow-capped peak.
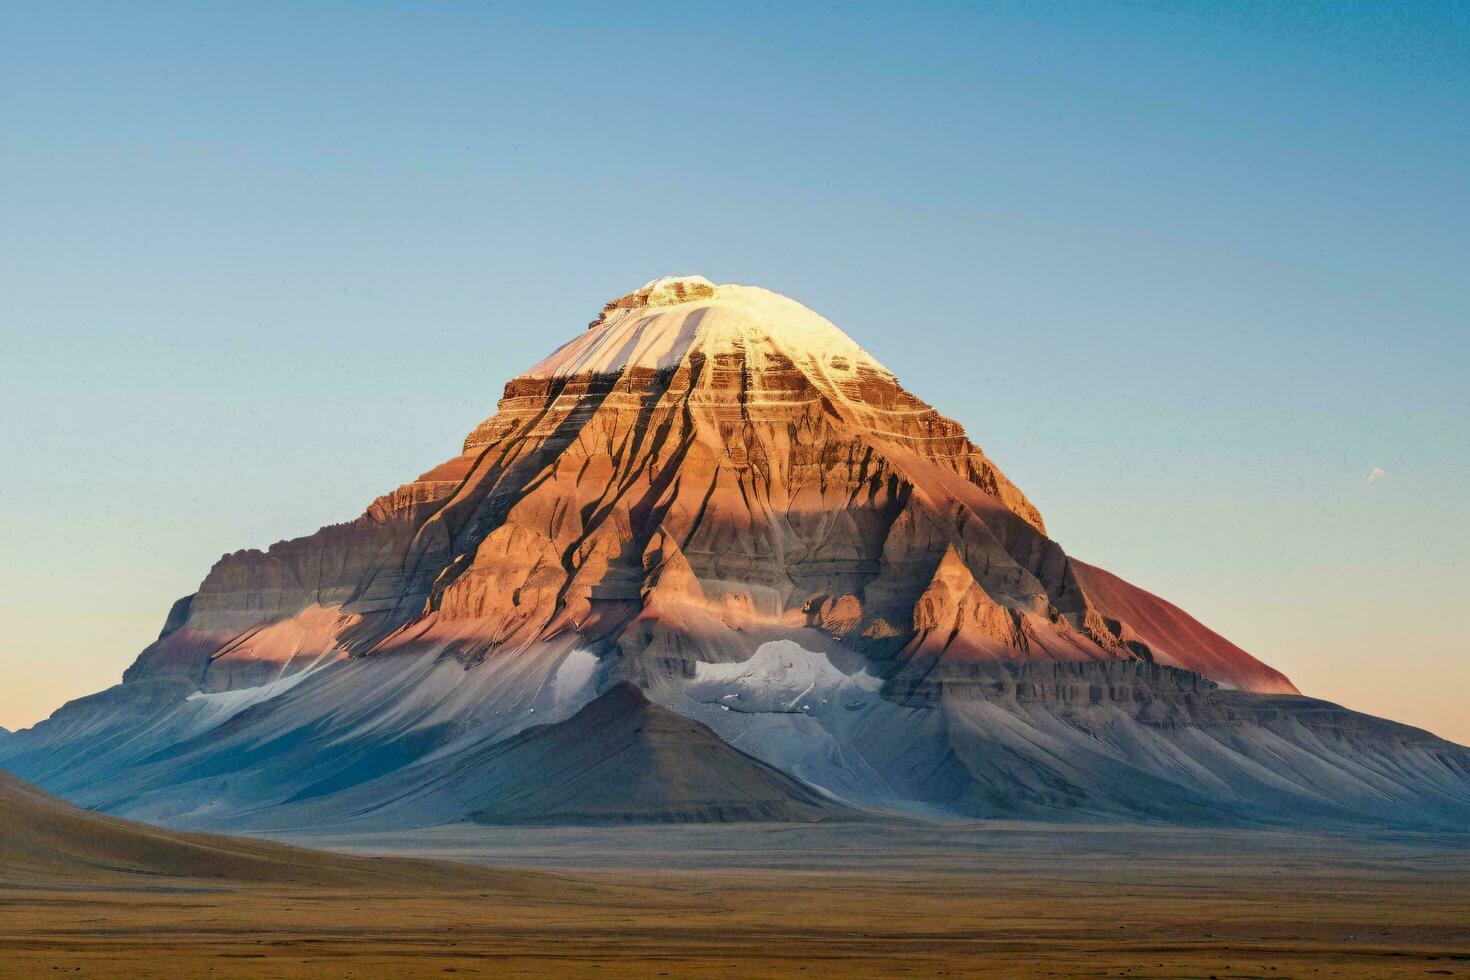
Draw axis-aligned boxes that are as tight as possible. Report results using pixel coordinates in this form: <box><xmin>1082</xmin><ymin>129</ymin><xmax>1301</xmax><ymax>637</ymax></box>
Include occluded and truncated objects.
<box><xmin>529</xmin><ymin>278</ymin><xmax>893</xmax><ymax>387</ymax></box>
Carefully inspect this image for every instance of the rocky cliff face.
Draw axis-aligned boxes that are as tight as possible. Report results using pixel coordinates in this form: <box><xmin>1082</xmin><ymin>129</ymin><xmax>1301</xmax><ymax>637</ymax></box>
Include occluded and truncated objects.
<box><xmin>122</xmin><ymin>276</ymin><xmax>1293</xmax><ymax>699</ymax></box>
<box><xmin>15</xmin><ymin>276</ymin><xmax>1460</xmax><ymax>833</ymax></box>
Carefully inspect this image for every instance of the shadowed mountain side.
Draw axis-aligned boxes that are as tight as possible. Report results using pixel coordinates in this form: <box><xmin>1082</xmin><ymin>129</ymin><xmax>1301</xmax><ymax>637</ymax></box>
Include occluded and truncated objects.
<box><xmin>3</xmin><ymin>647</ymin><xmax>1466</xmax><ymax>833</ymax></box>
<box><xmin>0</xmin><ymin>768</ymin><xmax>555</xmax><ymax>894</ymax></box>
<box><xmin>447</xmin><ymin>683</ymin><xmax>841</xmax><ymax>824</ymax></box>
<box><xmin>641</xmin><ymin>654</ymin><xmax>1470</xmax><ymax>830</ymax></box>
<box><xmin>929</xmin><ymin>681</ymin><xmax>1470</xmax><ymax>829</ymax></box>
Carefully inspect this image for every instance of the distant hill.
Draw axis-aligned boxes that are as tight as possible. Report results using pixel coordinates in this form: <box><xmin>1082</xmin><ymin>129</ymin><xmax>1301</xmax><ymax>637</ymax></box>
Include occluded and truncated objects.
<box><xmin>0</xmin><ymin>767</ymin><xmax>542</xmax><ymax>892</ymax></box>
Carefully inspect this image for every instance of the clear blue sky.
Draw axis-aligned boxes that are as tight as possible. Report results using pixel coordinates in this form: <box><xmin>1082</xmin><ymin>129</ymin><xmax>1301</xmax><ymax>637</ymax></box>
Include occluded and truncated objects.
<box><xmin>2</xmin><ymin>1</ymin><xmax>1467</xmax><ymax>740</ymax></box>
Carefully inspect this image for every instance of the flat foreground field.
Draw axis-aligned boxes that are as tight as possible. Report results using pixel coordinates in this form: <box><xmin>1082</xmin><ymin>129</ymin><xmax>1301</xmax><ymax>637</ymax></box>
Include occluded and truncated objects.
<box><xmin>2</xmin><ymin>822</ymin><xmax>1466</xmax><ymax>978</ymax></box>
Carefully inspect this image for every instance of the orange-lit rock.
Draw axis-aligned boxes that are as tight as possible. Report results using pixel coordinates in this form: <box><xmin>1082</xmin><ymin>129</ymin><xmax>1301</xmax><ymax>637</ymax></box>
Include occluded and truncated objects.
<box><xmin>125</xmin><ymin>277</ymin><xmax>1295</xmax><ymax>697</ymax></box>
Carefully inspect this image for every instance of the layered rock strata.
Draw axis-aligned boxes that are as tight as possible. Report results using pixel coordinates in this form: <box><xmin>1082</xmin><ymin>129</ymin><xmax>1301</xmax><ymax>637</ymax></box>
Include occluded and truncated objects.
<box><xmin>122</xmin><ymin>277</ymin><xmax>1295</xmax><ymax>699</ymax></box>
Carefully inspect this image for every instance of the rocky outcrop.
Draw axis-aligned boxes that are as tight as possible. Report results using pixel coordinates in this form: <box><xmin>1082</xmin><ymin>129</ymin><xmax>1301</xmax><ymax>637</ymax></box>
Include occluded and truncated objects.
<box><xmin>588</xmin><ymin>274</ymin><xmax>719</xmax><ymax>328</ymax></box>
<box><xmin>121</xmin><ymin>454</ymin><xmax>477</xmax><ymax>685</ymax></box>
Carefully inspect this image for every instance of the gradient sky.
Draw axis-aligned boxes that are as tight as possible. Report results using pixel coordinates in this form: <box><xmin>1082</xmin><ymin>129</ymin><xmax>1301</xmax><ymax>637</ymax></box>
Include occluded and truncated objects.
<box><xmin>2</xmin><ymin>1</ymin><xmax>1467</xmax><ymax>742</ymax></box>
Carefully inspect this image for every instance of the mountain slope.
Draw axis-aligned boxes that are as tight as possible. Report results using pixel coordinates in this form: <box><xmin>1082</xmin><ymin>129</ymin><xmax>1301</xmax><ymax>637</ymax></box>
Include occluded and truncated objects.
<box><xmin>432</xmin><ymin>682</ymin><xmax>839</xmax><ymax>825</ymax></box>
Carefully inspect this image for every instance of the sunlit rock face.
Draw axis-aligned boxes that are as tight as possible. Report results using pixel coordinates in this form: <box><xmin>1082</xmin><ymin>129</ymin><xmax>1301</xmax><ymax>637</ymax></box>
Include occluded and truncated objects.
<box><xmin>124</xmin><ymin>277</ymin><xmax>1294</xmax><ymax>698</ymax></box>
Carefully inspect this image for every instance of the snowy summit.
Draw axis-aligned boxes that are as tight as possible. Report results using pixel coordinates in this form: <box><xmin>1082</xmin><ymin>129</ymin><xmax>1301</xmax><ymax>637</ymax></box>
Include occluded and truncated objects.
<box><xmin>530</xmin><ymin>276</ymin><xmax>893</xmax><ymax>386</ymax></box>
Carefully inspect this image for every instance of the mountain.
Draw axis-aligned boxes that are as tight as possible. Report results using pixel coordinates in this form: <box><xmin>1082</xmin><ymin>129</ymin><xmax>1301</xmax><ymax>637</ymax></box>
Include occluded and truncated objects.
<box><xmin>4</xmin><ymin>276</ymin><xmax>1466</xmax><ymax>830</ymax></box>
<box><xmin>117</xmin><ymin>276</ymin><xmax>1294</xmax><ymax>696</ymax></box>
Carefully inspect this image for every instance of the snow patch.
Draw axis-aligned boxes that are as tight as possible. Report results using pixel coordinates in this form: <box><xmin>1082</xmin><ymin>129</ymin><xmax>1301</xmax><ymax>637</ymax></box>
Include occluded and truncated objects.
<box><xmin>181</xmin><ymin>658</ymin><xmax>332</xmax><ymax>735</ymax></box>
<box><xmin>690</xmin><ymin>640</ymin><xmax>881</xmax><ymax>713</ymax></box>
<box><xmin>549</xmin><ymin>648</ymin><xmax>601</xmax><ymax>713</ymax></box>
<box><xmin>643</xmin><ymin>639</ymin><xmax>957</xmax><ymax>812</ymax></box>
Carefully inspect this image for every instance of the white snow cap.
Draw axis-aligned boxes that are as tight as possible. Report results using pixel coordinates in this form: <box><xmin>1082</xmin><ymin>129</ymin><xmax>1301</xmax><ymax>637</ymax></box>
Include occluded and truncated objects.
<box><xmin>618</xmin><ymin>275</ymin><xmax>718</xmax><ymax>309</ymax></box>
<box><xmin>528</xmin><ymin>276</ymin><xmax>893</xmax><ymax>384</ymax></box>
